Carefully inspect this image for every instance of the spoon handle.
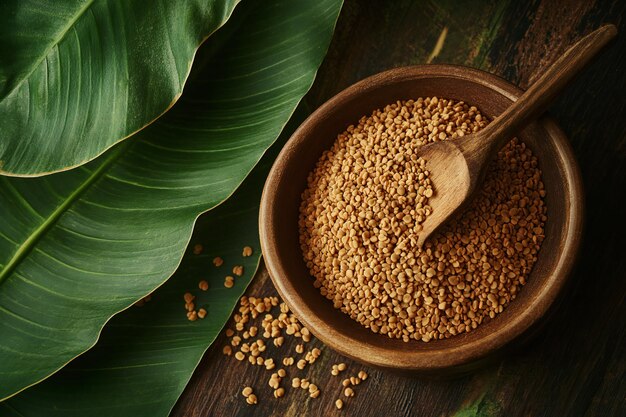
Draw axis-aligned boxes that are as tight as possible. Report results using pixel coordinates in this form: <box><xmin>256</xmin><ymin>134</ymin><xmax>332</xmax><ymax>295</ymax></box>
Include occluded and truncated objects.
<box><xmin>460</xmin><ymin>24</ymin><xmax>617</xmax><ymax>166</ymax></box>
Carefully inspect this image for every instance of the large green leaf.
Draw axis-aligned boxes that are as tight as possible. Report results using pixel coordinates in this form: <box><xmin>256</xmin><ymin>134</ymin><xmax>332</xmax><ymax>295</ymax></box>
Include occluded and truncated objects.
<box><xmin>0</xmin><ymin>118</ymin><xmax>294</xmax><ymax>416</ymax></box>
<box><xmin>0</xmin><ymin>0</ymin><xmax>239</xmax><ymax>177</ymax></box>
<box><xmin>0</xmin><ymin>0</ymin><xmax>342</xmax><ymax>400</ymax></box>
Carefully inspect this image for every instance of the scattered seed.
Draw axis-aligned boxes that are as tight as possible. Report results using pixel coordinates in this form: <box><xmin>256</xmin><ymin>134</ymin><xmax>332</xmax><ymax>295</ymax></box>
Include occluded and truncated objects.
<box><xmin>274</xmin><ymin>388</ymin><xmax>285</xmax><ymax>398</ymax></box>
<box><xmin>224</xmin><ymin>276</ymin><xmax>235</xmax><ymax>288</ymax></box>
<box><xmin>242</xmin><ymin>386</ymin><xmax>253</xmax><ymax>397</ymax></box>
<box><xmin>242</xmin><ymin>246</ymin><xmax>253</xmax><ymax>257</ymax></box>
<box><xmin>336</xmin><ymin>399</ymin><xmax>344</xmax><ymax>409</ymax></box>
<box><xmin>233</xmin><ymin>265</ymin><xmax>244</xmax><ymax>276</ymax></box>
<box><xmin>198</xmin><ymin>280</ymin><xmax>209</xmax><ymax>291</ymax></box>
<box><xmin>292</xmin><ymin>377</ymin><xmax>301</xmax><ymax>388</ymax></box>
<box><xmin>344</xmin><ymin>387</ymin><xmax>355</xmax><ymax>397</ymax></box>
<box><xmin>235</xmin><ymin>352</ymin><xmax>245</xmax><ymax>361</ymax></box>
<box><xmin>197</xmin><ymin>308</ymin><xmax>207</xmax><ymax>319</ymax></box>
<box><xmin>358</xmin><ymin>370</ymin><xmax>368</xmax><ymax>380</ymax></box>
<box><xmin>193</xmin><ymin>244</ymin><xmax>203</xmax><ymax>255</ymax></box>
<box><xmin>246</xmin><ymin>394</ymin><xmax>257</xmax><ymax>405</ymax></box>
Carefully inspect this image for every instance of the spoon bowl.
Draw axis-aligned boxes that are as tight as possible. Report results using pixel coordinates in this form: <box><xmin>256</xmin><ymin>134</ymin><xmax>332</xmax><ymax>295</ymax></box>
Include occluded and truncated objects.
<box><xmin>260</xmin><ymin>64</ymin><xmax>584</xmax><ymax>373</ymax></box>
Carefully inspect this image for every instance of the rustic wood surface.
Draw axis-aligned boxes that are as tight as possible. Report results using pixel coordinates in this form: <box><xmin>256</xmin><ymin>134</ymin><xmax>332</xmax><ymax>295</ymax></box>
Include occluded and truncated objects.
<box><xmin>171</xmin><ymin>0</ymin><xmax>626</xmax><ymax>416</ymax></box>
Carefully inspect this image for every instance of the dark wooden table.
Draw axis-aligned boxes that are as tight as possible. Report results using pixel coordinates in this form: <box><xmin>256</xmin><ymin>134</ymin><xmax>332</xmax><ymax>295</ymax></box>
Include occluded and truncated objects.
<box><xmin>171</xmin><ymin>1</ymin><xmax>626</xmax><ymax>416</ymax></box>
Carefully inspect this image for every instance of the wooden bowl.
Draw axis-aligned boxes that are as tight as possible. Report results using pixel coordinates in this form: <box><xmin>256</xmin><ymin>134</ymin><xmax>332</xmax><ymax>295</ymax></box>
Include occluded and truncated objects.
<box><xmin>259</xmin><ymin>65</ymin><xmax>583</xmax><ymax>373</ymax></box>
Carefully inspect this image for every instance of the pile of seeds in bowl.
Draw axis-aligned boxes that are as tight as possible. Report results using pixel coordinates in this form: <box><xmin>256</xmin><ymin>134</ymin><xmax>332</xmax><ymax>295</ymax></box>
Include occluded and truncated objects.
<box><xmin>223</xmin><ymin>294</ymin><xmax>370</xmax><ymax>408</ymax></box>
<box><xmin>299</xmin><ymin>97</ymin><xmax>547</xmax><ymax>342</ymax></box>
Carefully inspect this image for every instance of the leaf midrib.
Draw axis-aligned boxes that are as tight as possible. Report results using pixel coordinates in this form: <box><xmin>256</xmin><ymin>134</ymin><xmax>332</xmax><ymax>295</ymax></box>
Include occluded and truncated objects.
<box><xmin>1</xmin><ymin>0</ymin><xmax>96</xmax><ymax>101</ymax></box>
<box><xmin>0</xmin><ymin>143</ymin><xmax>124</xmax><ymax>285</ymax></box>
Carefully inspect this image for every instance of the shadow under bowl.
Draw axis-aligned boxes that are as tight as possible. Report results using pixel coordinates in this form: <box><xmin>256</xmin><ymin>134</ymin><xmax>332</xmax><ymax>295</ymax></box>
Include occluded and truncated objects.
<box><xmin>259</xmin><ymin>65</ymin><xmax>583</xmax><ymax>374</ymax></box>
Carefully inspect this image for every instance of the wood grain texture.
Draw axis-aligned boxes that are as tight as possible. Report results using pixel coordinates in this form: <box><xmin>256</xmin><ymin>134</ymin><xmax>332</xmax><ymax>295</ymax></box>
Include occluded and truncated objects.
<box><xmin>171</xmin><ymin>0</ymin><xmax>626</xmax><ymax>415</ymax></box>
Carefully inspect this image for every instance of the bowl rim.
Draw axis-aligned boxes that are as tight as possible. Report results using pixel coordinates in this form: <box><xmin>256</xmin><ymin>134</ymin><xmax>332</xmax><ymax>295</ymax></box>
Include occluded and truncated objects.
<box><xmin>259</xmin><ymin>64</ymin><xmax>584</xmax><ymax>370</ymax></box>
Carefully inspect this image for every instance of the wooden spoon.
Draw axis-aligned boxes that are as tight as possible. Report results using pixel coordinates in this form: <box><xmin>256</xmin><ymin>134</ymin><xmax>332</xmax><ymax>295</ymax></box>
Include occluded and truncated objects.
<box><xmin>417</xmin><ymin>24</ymin><xmax>617</xmax><ymax>247</ymax></box>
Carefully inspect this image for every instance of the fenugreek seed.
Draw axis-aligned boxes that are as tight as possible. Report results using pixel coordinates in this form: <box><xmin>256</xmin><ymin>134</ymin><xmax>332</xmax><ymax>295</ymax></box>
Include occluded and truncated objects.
<box><xmin>274</xmin><ymin>337</ymin><xmax>284</xmax><ymax>347</ymax></box>
<box><xmin>224</xmin><ymin>276</ymin><xmax>234</xmax><ymax>288</ymax></box>
<box><xmin>185</xmin><ymin>302</ymin><xmax>195</xmax><ymax>312</ymax></box>
<box><xmin>342</xmin><ymin>379</ymin><xmax>351</xmax><ymax>387</ymax></box>
<box><xmin>199</xmin><ymin>280</ymin><xmax>209</xmax><ymax>291</ymax></box>
<box><xmin>223</xmin><ymin>345</ymin><xmax>232</xmax><ymax>356</ymax></box>
<box><xmin>242</xmin><ymin>246</ymin><xmax>253</xmax><ymax>257</ymax></box>
<box><xmin>337</xmin><ymin>363</ymin><xmax>346</xmax><ymax>371</ymax></box>
<box><xmin>312</xmin><ymin>348</ymin><xmax>321</xmax><ymax>357</ymax></box>
<box><xmin>277</xmin><ymin>369</ymin><xmax>286</xmax><ymax>378</ymax></box>
<box><xmin>336</xmin><ymin>399</ymin><xmax>344</xmax><ymax>409</ymax></box>
<box><xmin>298</xmin><ymin>97</ymin><xmax>545</xmax><ymax>342</ymax></box>
<box><xmin>350</xmin><ymin>376</ymin><xmax>361</xmax><ymax>385</ymax></box>
<box><xmin>308</xmin><ymin>384</ymin><xmax>318</xmax><ymax>393</ymax></box>
<box><xmin>242</xmin><ymin>386</ymin><xmax>253</xmax><ymax>397</ymax></box>
<box><xmin>331</xmin><ymin>369</ymin><xmax>339</xmax><ymax>376</ymax></box>
<box><xmin>283</xmin><ymin>357</ymin><xmax>294</xmax><ymax>366</ymax></box>
<box><xmin>310</xmin><ymin>390</ymin><xmax>320</xmax><ymax>399</ymax></box>
<box><xmin>233</xmin><ymin>266</ymin><xmax>244</xmax><ymax>276</ymax></box>
<box><xmin>197</xmin><ymin>308</ymin><xmax>207</xmax><ymax>319</ymax></box>
<box><xmin>274</xmin><ymin>388</ymin><xmax>285</xmax><ymax>398</ymax></box>
<box><xmin>344</xmin><ymin>387</ymin><xmax>355</xmax><ymax>397</ymax></box>
<box><xmin>300</xmin><ymin>379</ymin><xmax>310</xmax><ymax>389</ymax></box>
<box><xmin>193</xmin><ymin>244</ymin><xmax>203</xmax><ymax>255</ymax></box>
<box><xmin>183</xmin><ymin>292</ymin><xmax>195</xmax><ymax>303</ymax></box>
<box><xmin>226</xmin><ymin>329</ymin><xmax>234</xmax><ymax>337</ymax></box>
<box><xmin>235</xmin><ymin>352</ymin><xmax>245</xmax><ymax>361</ymax></box>
<box><xmin>358</xmin><ymin>370</ymin><xmax>368</xmax><ymax>380</ymax></box>
<box><xmin>296</xmin><ymin>359</ymin><xmax>307</xmax><ymax>369</ymax></box>
<box><xmin>292</xmin><ymin>377</ymin><xmax>301</xmax><ymax>388</ymax></box>
<box><xmin>213</xmin><ymin>257</ymin><xmax>224</xmax><ymax>267</ymax></box>
<box><xmin>187</xmin><ymin>311</ymin><xmax>197</xmax><ymax>321</ymax></box>
<box><xmin>246</xmin><ymin>394</ymin><xmax>257</xmax><ymax>405</ymax></box>
<box><xmin>295</xmin><ymin>344</ymin><xmax>304</xmax><ymax>354</ymax></box>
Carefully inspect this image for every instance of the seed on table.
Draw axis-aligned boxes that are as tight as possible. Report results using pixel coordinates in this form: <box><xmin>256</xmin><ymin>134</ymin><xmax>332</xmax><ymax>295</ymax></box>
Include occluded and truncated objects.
<box><xmin>242</xmin><ymin>386</ymin><xmax>253</xmax><ymax>397</ymax></box>
<box><xmin>274</xmin><ymin>388</ymin><xmax>285</xmax><ymax>398</ymax></box>
<box><xmin>337</xmin><ymin>363</ymin><xmax>347</xmax><ymax>371</ymax></box>
<box><xmin>336</xmin><ymin>399</ymin><xmax>344</xmax><ymax>409</ymax></box>
<box><xmin>310</xmin><ymin>389</ymin><xmax>320</xmax><ymax>399</ymax></box>
<box><xmin>193</xmin><ymin>244</ymin><xmax>203</xmax><ymax>255</ymax></box>
<box><xmin>226</xmin><ymin>329</ymin><xmax>235</xmax><ymax>337</ymax></box>
<box><xmin>198</xmin><ymin>280</ymin><xmax>209</xmax><ymax>291</ymax></box>
<box><xmin>233</xmin><ymin>265</ymin><xmax>244</xmax><ymax>276</ymax></box>
<box><xmin>283</xmin><ymin>357</ymin><xmax>294</xmax><ymax>366</ymax></box>
<box><xmin>344</xmin><ymin>387</ymin><xmax>355</xmax><ymax>397</ymax></box>
<box><xmin>350</xmin><ymin>376</ymin><xmax>361</xmax><ymax>385</ymax></box>
<box><xmin>197</xmin><ymin>308</ymin><xmax>207</xmax><ymax>319</ymax></box>
<box><xmin>342</xmin><ymin>379</ymin><xmax>351</xmax><ymax>387</ymax></box>
<box><xmin>183</xmin><ymin>292</ymin><xmax>195</xmax><ymax>303</ymax></box>
<box><xmin>246</xmin><ymin>394</ymin><xmax>257</xmax><ymax>405</ymax></box>
<box><xmin>358</xmin><ymin>370</ymin><xmax>368</xmax><ymax>380</ymax></box>
<box><xmin>296</xmin><ymin>359</ymin><xmax>307</xmax><ymax>369</ymax></box>
<box><xmin>185</xmin><ymin>302</ymin><xmax>195</xmax><ymax>312</ymax></box>
<box><xmin>223</xmin><ymin>346</ymin><xmax>232</xmax><ymax>356</ymax></box>
<box><xmin>300</xmin><ymin>379</ymin><xmax>310</xmax><ymax>389</ymax></box>
<box><xmin>292</xmin><ymin>377</ymin><xmax>301</xmax><ymax>388</ymax></box>
<box><xmin>308</xmin><ymin>384</ymin><xmax>318</xmax><ymax>394</ymax></box>
<box><xmin>296</xmin><ymin>344</ymin><xmax>304</xmax><ymax>353</ymax></box>
<box><xmin>213</xmin><ymin>257</ymin><xmax>224</xmax><ymax>267</ymax></box>
<box><xmin>235</xmin><ymin>352</ymin><xmax>245</xmax><ymax>361</ymax></box>
<box><xmin>242</xmin><ymin>246</ymin><xmax>253</xmax><ymax>257</ymax></box>
<box><xmin>187</xmin><ymin>311</ymin><xmax>197</xmax><ymax>321</ymax></box>
<box><xmin>277</xmin><ymin>368</ymin><xmax>286</xmax><ymax>378</ymax></box>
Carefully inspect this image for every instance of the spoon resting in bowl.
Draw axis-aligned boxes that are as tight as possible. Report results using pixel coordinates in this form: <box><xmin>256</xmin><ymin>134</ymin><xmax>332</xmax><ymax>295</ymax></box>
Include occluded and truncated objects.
<box><xmin>416</xmin><ymin>24</ymin><xmax>617</xmax><ymax>248</ymax></box>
